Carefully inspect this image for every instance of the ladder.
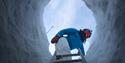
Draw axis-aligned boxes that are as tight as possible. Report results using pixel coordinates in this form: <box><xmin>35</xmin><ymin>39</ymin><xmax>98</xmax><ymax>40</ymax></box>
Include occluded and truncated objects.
<box><xmin>52</xmin><ymin>49</ymin><xmax>87</xmax><ymax>63</ymax></box>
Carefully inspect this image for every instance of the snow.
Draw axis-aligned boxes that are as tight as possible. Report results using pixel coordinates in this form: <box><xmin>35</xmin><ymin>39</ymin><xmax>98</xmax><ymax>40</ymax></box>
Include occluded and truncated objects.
<box><xmin>0</xmin><ymin>0</ymin><xmax>51</xmax><ymax>63</ymax></box>
<box><xmin>83</xmin><ymin>0</ymin><xmax>125</xmax><ymax>63</ymax></box>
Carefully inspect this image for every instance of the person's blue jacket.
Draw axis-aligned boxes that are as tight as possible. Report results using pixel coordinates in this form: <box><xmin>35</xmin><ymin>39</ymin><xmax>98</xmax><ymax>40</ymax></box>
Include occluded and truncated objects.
<box><xmin>56</xmin><ymin>28</ymin><xmax>85</xmax><ymax>55</ymax></box>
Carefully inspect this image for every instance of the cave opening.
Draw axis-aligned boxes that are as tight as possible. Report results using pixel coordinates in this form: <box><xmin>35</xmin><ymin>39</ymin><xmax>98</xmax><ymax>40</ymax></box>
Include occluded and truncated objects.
<box><xmin>43</xmin><ymin>0</ymin><xmax>97</xmax><ymax>56</ymax></box>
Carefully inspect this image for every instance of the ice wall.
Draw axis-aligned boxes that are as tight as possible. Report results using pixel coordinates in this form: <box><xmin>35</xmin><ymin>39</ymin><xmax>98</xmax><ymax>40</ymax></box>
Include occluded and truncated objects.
<box><xmin>0</xmin><ymin>0</ymin><xmax>51</xmax><ymax>63</ymax></box>
<box><xmin>83</xmin><ymin>0</ymin><xmax>125</xmax><ymax>63</ymax></box>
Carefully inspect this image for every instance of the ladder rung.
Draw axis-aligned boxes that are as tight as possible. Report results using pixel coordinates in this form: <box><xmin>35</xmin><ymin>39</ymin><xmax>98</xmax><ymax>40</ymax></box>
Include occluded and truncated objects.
<box><xmin>56</xmin><ymin>53</ymin><xmax>80</xmax><ymax>57</ymax></box>
<box><xmin>54</xmin><ymin>59</ymin><xmax>82</xmax><ymax>63</ymax></box>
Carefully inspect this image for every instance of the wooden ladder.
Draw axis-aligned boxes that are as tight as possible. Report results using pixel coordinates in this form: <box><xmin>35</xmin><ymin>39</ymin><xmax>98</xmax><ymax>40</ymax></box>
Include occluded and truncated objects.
<box><xmin>52</xmin><ymin>49</ymin><xmax>87</xmax><ymax>63</ymax></box>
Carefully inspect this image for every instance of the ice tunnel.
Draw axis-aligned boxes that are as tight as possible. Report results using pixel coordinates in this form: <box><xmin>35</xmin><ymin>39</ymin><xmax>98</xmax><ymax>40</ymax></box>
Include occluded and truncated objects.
<box><xmin>0</xmin><ymin>0</ymin><xmax>125</xmax><ymax>63</ymax></box>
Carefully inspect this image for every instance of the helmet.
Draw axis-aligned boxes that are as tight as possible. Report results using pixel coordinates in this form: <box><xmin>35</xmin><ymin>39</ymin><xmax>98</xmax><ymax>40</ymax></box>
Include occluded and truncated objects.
<box><xmin>81</xmin><ymin>28</ymin><xmax>92</xmax><ymax>38</ymax></box>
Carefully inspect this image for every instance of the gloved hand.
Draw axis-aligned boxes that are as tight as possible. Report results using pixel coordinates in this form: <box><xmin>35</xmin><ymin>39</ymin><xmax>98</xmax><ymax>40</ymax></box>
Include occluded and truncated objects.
<box><xmin>51</xmin><ymin>35</ymin><xmax>60</xmax><ymax>44</ymax></box>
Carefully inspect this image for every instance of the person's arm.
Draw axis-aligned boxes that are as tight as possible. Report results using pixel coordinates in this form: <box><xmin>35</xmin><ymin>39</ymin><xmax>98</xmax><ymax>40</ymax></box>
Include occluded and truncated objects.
<box><xmin>51</xmin><ymin>35</ymin><xmax>60</xmax><ymax>44</ymax></box>
<box><xmin>79</xmin><ymin>45</ymin><xmax>85</xmax><ymax>56</ymax></box>
<box><xmin>51</xmin><ymin>28</ymin><xmax>77</xmax><ymax>44</ymax></box>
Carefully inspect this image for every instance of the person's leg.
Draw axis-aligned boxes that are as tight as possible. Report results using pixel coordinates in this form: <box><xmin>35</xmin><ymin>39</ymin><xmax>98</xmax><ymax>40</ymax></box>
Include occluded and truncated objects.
<box><xmin>55</xmin><ymin>37</ymin><xmax>71</xmax><ymax>60</ymax></box>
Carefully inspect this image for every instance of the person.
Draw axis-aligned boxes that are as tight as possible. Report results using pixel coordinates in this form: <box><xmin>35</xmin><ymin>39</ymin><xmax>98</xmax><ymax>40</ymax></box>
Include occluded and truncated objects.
<box><xmin>51</xmin><ymin>28</ymin><xmax>92</xmax><ymax>56</ymax></box>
